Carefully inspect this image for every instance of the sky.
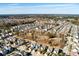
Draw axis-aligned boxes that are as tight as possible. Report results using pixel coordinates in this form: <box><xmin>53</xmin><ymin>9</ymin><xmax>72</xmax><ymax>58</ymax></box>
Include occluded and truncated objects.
<box><xmin>0</xmin><ymin>3</ymin><xmax>79</xmax><ymax>14</ymax></box>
